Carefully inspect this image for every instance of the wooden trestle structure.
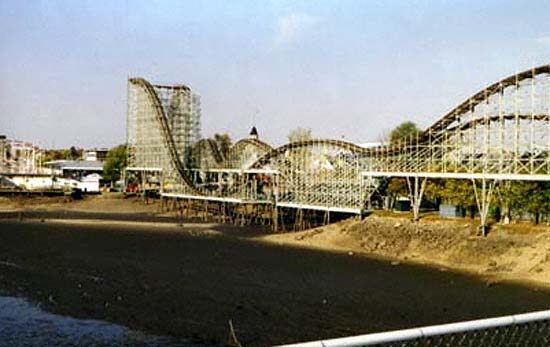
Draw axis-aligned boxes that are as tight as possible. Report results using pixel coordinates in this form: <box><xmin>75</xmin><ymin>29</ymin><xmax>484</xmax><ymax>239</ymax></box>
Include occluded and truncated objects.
<box><xmin>126</xmin><ymin>65</ymin><xmax>550</xmax><ymax>233</ymax></box>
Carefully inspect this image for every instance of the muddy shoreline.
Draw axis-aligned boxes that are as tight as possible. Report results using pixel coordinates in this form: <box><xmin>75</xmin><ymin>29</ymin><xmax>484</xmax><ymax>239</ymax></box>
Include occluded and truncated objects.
<box><xmin>1</xmin><ymin>213</ymin><xmax>550</xmax><ymax>346</ymax></box>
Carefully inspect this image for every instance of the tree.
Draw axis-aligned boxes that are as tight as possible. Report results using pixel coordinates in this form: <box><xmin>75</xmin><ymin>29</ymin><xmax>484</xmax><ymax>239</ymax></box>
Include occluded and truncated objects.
<box><xmin>523</xmin><ymin>182</ymin><xmax>550</xmax><ymax>224</ymax></box>
<box><xmin>389</xmin><ymin>121</ymin><xmax>421</xmax><ymax>145</ymax></box>
<box><xmin>441</xmin><ymin>179</ymin><xmax>477</xmax><ymax>218</ymax></box>
<box><xmin>424</xmin><ymin>178</ymin><xmax>445</xmax><ymax>205</ymax></box>
<box><xmin>103</xmin><ymin>145</ymin><xmax>127</xmax><ymax>184</ymax></box>
<box><xmin>212</xmin><ymin>133</ymin><xmax>232</xmax><ymax>159</ymax></box>
<box><xmin>60</xmin><ymin>146</ymin><xmax>82</xmax><ymax>160</ymax></box>
<box><xmin>424</xmin><ymin>179</ymin><xmax>443</xmax><ymax>200</ymax></box>
<box><xmin>287</xmin><ymin>127</ymin><xmax>312</xmax><ymax>143</ymax></box>
<box><xmin>380</xmin><ymin>177</ymin><xmax>409</xmax><ymax>210</ymax></box>
<box><xmin>43</xmin><ymin>149</ymin><xmax>65</xmax><ymax>162</ymax></box>
<box><xmin>499</xmin><ymin>181</ymin><xmax>550</xmax><ymax>224</ymax></box>
<box><xmin>387</xmin><ymin>178</ymin><xmax>408</xmax><ymax>198</ymax></box>
<box><xmin>42</xmin><ymin>147</ymin><xmax>83</xmax><ymax>162</ymax></box>
<box><xmin>69</xmin><ymin>146</ymin><xmax>81</xmax><ymax>160</ymax></box>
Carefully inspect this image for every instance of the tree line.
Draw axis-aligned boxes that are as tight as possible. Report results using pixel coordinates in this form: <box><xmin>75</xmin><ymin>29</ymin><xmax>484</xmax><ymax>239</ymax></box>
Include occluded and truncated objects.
<box><xmin>43</xmin><ymin>146</ymin><xmax>83</xmax><ymax>162</ymax></box>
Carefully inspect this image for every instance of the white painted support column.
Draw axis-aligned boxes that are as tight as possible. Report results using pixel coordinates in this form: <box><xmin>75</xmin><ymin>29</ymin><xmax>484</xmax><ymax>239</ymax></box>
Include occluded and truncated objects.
<box><xmin>472</xmin><ymin>178</ymin><xmax>497</xmax><ymax>236</ymax></box>
<box><xmin>407</xmin><ymin>175</ymin><xmax>427</xmax><ymax>222</ymax></box>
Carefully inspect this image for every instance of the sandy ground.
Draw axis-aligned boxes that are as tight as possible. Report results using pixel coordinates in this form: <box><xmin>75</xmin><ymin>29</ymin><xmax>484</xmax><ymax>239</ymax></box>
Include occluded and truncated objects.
<box><xmin>0</xmin><ymin>193</ymin><xmax>160</xmax><ymax>214</ymax></box>
<box><xmin>261</xmin><ymin>214</ymin><xmax>550</xmax><ymax>289</ymax></box>
<box><xmin>1</xmin><ymin>196</ymin><xmax>550</xmax><ymax>346</ymax></box>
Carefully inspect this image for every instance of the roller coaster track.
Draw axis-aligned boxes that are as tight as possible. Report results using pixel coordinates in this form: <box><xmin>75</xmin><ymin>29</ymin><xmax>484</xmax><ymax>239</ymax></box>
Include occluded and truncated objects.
<box><xmin>368</xmin><ymin>64</ymin><xmax>550</xmax><ymax>157</ymax></box>
<box><xmin>426</xmin><ymin>64</ymin><xmax>550</xmax><ymax>135</ymax></box>
<box><xmin>129</xmin><ymin>64</ymin><xmax>550</xmax><ymax>220</ymax></box>
<box><xmin>251</xmin><ymin>64</ymin><xmax>550</xmax><ymax>165</ymax></box>
<box><xmin>192</xmin><ymin>137</ymin><xmax>273</xmax><ymax>169</ymax></box>
<box><xmin>129</xmin><ymin>77</ymin><xmax>202</xmax><ymax>194</ymax></box>
<box><xmin>251</xmin><ymin>139</ymin><xmax>371</xmax><ymax>168</ymax></box>
<box><xmin>193</xmin><ymin>138</ymin><xmax>225</xmax><ymax>164</ymax></box>
<box><xmin>230</xmin><ymin>138</ymin><xmax>273</xmax><ymax>155</ymax></box>
<box><xmin>445</xmin><ymin>114</ymin><xmax>550</xmax><ymax>133</ymax></box>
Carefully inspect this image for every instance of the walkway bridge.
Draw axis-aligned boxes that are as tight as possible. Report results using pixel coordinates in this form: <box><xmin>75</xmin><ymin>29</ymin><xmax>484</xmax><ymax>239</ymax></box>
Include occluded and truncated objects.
<box><xmin>126</xmin><ymin>65</ymin><xmax>550</xmax><ymax>230</ymax></box>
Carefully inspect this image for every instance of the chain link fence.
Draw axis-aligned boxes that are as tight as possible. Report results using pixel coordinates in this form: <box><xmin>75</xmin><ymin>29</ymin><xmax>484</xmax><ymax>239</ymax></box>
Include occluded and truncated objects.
<box><xmin>277</xmin><ymin>310</ymin><xmax>550</xmax><ymax>347</ymax></box>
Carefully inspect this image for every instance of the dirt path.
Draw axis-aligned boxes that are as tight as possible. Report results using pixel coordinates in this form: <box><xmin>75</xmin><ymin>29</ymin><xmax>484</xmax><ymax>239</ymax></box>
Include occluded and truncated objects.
<box><xmin>0</xmin><ymin>193</ymin><xmax>159</xmax><ymax>214</ymax></box>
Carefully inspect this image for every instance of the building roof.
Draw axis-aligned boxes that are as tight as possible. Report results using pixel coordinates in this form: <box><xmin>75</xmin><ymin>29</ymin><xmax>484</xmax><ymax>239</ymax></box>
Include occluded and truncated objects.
<box><xmin>84</xmin><ymin>148</ymin><xmax>109</xmax><ymax>152</ymax></box>
<box><xmin>45</xmin><ymin>160</ymin><xmax>103</xmax><ymax>171</ymax></box>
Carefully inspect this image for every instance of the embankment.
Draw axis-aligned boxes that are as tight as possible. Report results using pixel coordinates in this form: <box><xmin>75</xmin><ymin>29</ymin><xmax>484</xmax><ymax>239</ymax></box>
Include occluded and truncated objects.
<box><xmin>262</xmin><ymin>215</ymin><xmax>550</xmax><ymax>288</ymax></box>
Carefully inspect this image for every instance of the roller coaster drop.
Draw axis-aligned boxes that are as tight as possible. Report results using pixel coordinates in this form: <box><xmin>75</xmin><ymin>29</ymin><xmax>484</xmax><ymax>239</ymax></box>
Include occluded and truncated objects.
<box><xmin>126</xmin><ymin>65</ymin><xmax>550</xmax><ymax>232</ymax></box>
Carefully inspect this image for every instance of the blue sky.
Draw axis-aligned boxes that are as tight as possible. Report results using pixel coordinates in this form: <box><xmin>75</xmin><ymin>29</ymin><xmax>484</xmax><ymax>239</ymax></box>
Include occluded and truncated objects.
<box><xmin>1</xmin><ymin>0</ymin><xmax>550</xmax><ymax>148</ymax></box>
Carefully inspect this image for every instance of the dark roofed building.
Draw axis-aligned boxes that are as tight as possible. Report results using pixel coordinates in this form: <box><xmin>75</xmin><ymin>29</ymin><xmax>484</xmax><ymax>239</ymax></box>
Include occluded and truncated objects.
<box><xmin>249</xmin><ymin>126</ymin><xmax>258</xmax><ymax>140</ymax></box>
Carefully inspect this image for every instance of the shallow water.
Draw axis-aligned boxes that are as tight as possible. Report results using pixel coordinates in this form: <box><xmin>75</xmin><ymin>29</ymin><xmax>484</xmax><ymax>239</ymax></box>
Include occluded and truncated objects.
<box><xmin>0</xmin><ymin>296</ymin><xmax>197</xmax><ymax>347</ymax></box>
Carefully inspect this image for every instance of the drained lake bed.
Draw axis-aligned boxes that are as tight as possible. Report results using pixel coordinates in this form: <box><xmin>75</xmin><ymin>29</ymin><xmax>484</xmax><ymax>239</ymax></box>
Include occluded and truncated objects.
<box><xmin>1</xmin><ymin>219</ymin><xmax>549</xmax><ymax>346</ymax></box>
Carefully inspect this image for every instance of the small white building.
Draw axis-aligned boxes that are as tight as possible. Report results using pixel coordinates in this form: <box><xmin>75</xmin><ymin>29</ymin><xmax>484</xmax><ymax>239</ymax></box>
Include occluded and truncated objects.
<box><xmin>78</xmin><ymin>173</ymin><xmax>102</xmax><ymax>193</ymax></box>
<box><xmin>44</xmin><ymin>160</ymin><xmax>103</xmax><ymax>178</ymax></box>
<box><xmin>42</xmin><ymin>160</ymin><xmax>104</xmax><ymax>193</ymax></box>
<box><xmin>7</xmin><ymin>175</ymin><xmax>55</xmax><ymax>191</ymax></box>
<box><xmin>83</xmin><ymin>148</ymin><xmax>109</xmax><ymax>162</ymax></box>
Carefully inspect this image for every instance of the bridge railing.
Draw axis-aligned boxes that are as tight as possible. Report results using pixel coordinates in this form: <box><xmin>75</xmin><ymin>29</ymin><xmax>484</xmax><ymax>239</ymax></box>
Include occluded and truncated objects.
<box><xmin>275</xmin><ymin>310</ymin><xmax>550</xmax><ymax>347</ymax></box>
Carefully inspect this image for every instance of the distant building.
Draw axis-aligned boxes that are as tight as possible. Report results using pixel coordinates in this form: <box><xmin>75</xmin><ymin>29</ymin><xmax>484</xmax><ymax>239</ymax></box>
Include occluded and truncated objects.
<box><xmin>0</xmin><ymin>136</ymin><xmax>6</xmax><ymax>172</ymax></box>
<box><xmin>44</xmin><ymin>160</ymin><xmax>103</xmax><ymax>179</ymax></box>
<box><xmin>43</xmin><ymin>160</ymin><xmax>104</xmax><ymax>193</ymax></box>
<box><xmin>0</xmin><ymin>135</ymin><xmax>43</xmax><ymax>174</ymax></box>
<box><xmin>83</xmin><ymin>148</ymin><xmax>109</xmax><ymax>162</ymax></box>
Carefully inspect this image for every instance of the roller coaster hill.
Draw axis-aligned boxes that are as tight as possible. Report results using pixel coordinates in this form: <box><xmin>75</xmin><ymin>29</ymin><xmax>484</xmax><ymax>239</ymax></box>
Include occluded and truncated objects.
<box><xmin>125</xmin><ymin>65</ymin><xmax>550</xmax><ymax>233</ymax></box>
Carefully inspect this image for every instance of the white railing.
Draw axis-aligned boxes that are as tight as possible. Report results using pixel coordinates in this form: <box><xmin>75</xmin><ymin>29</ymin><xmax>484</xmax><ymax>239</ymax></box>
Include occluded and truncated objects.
<box><xmin>276</xmin><ymin>310</ymin><xmax>550</xmax><ymax>347</ymax></box>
